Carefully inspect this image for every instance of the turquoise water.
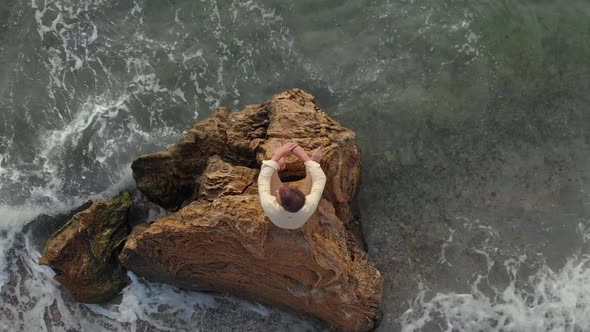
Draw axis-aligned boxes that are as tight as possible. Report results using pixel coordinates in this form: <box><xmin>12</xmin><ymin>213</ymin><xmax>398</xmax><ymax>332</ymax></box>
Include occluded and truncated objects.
<box><xmin>0</xmin><ymin>0</ymin><xmax>589</xmax><ymax>331</ymax></box>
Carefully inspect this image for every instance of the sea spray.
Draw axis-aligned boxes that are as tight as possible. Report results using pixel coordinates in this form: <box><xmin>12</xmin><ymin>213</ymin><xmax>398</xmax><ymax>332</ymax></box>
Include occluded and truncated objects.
<box><xmin>400</xmin><ymin>255</ymin><xmax>590</xmax><ymax>332</ymax></box>
<box><xmin>0</xmin><ymin>229</ymin><xmax>315</xmax><ymax>331</ymax></box>
<box><xmin>1</xmin><ymin>0</ymin><xmax>589</xmax><ymax>331</ymax></box>
<box><xmin>86</xmin><ymin>273</ymin><xmax>217</xmax><ymax>331</ymax></box>
<box><xmin>0</xmin><ymin>205</ymin><xmax>44</xmax><ymax>287</ymax></box>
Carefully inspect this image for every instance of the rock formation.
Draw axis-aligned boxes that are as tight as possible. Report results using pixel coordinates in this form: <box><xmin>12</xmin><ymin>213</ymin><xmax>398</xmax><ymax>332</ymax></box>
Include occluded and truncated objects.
<box><xmin>39</xmin><ymin>192</ymin><xmax>132</xmax><ymax>303</ymax></box>
<box><xmin>131</xmin><ymin>103</ymin><xmax>268</xmax><ymax>210</ymax></box>
<box><xmin>122</xmin><ymin>89</ymin><xmax>383</xmax><ymax>331</ymax></box>
<box><xmin>38</xmin><ymin>89</ymin><xmax>383</xmax><ymax>331</ymax></box>
<box><xmin>131</xmin><ymin>89</ymin><xmax>361</xmax><ymax>225</ymax></box>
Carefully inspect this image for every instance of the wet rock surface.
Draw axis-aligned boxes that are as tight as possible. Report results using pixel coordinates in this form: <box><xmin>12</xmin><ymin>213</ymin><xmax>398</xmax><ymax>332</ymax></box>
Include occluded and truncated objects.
<box><xmin>122</xmin><ymin>89</ymin><xmax>383</xmax><ymax>331</ymax></box>
<box><xmin>39</xmin><ymin>192</ymin><xmax>133</xmax><ymax>304</ymax></box>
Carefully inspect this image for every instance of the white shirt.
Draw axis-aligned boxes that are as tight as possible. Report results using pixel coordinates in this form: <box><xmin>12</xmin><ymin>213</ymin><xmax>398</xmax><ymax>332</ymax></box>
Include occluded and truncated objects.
<box><xmin>258</xmin><ymin>159</ymin><xmax>327</xmax><ymax>229</ymax></box>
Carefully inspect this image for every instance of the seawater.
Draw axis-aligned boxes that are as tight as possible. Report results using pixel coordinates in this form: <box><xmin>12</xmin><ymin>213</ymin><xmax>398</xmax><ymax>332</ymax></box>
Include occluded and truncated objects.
<box><xmin>401</xmin><ymin>255</ymin><xmax>590</xmax><ymax>332</ymax></box>
<box><xmin>1</xmin><ymin>0</ymin><xmax>589</xmax><ymax>331</ymax></box>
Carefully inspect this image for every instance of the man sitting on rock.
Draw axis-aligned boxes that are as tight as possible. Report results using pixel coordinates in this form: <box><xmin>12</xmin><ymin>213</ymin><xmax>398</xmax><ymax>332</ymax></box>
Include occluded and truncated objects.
<box><xmin>258</xmin><ymin>142</ymin><xmax>327</xmax><ymax>229</ymax></box>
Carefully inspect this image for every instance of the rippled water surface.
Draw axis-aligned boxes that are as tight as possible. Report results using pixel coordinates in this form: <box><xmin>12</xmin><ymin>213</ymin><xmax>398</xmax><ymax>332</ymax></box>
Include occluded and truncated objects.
<box><xmin>1</xmin><ymin>0</ymin><xmax>589</xmax><ymax>331</ymax></box>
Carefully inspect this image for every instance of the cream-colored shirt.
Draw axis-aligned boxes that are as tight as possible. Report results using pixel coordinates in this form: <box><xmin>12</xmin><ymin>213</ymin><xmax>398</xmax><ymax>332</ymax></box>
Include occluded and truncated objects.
<box><xmin>258</xmin><ymin>159</ymin><xmax>327</xmax><ymax>229</ymax></box>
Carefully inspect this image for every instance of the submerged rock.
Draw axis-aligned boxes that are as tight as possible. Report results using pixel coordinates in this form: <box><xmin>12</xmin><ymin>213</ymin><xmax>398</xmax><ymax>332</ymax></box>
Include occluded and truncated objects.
<box><xmin>122</xmin><ymin>89</ymin><xmax>383</xmax><ymax>331</ymax></box>
<box><xmin>39</xmin><ymin>192</ymin><xmax>132</xmax><ymax>304</ymax></box>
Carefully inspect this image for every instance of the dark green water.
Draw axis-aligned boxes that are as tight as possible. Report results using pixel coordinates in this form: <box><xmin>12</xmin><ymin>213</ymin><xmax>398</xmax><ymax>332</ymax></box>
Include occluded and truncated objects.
<box><xmin>0</xmin><ymin>0</ymin><xmax>589</xmax><ymax>331</ymax></box>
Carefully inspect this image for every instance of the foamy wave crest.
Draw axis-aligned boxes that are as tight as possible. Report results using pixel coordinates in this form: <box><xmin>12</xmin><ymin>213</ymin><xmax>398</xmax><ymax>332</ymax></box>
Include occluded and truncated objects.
<box><xmin>0</xmin><ymin>230</ymin><xmax>315</xmax><ymax>331</ymax></box>
<box><xmin>87</xmin><ymin>273</ymin><xmax>218</xmax><ymax>331</ymax></box>
<box><xmin>0</xmin><ymin>205</ymin><xmax>43</xmax><ymax>287</ymax></box>
<box><xmin>400</xmin><ymin>255</ymin><xmax>590</xmax><ymax>332</ymax></box>
<box><xmin>30</xmin><ymin>94</ymin><xmax>171</xmax><ymax>203</ymax></box>
<box><xmin>0</xmin><ymin>231</ymin><xmax>218</xmax><ymax>332</ymax></box>
<box><xmin>0</xmin><ymin>169</ymin><xmax>134</xmax><ymax>289</ymax></box>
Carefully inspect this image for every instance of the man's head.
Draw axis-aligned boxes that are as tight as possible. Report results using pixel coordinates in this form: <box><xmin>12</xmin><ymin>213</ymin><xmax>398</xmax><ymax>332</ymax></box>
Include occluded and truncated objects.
<box><xmin>276</xmin><ymin>186</ymin><xmax>305</xmax><ymax>212</ymax></box>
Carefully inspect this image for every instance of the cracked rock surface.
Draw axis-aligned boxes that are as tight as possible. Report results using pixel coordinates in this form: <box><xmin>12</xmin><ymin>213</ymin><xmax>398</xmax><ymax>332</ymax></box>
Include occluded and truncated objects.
<box><xmin>41</xmin><ymin>89</ymin><xmax>383</xmax><ymax>331</ymax></box>
<box><xmin>123</xmin><ymin>89</ymin><xmax>382</xmax><ymax>331</ymax></box>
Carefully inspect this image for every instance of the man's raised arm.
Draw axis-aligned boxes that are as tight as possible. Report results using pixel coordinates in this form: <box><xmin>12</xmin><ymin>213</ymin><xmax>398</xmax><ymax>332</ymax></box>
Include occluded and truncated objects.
<box><xmin>292</xmin><ymin>146</ymin><xmax>326</xmax><ymax>214</ymax></box>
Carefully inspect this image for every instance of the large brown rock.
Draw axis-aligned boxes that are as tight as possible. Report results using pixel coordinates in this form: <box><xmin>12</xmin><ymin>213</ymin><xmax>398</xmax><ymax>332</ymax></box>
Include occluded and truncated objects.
<box><xmin>191</xmin><ymin>155</ymin><xmax>259</xmax><ymax>202</ymax></box>
<box><xmin>132</xmin><ymin>89</ymin><xmax>361</xmax><ymax>222</ymax></box>
<box><xmin>122</xmin><ymin>89</ymin><xmax>383</xmax><ymax>331</ymax></box>
<box><xmin>39</xmin><ymin>192</ymin><xmax>132</xmax><ymax>303</ymax></box>
<box><xmin>132</xmin><ymin>103</ymin><xmax>268</xmax><ymax>210</ymax></box>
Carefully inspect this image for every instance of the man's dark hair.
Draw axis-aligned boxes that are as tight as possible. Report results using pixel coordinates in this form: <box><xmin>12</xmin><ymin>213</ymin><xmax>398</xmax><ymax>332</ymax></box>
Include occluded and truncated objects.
<box><xmin>278</xmin><ymin>186</ymin><xmax>305</xmax><ymax>212</ymax></box>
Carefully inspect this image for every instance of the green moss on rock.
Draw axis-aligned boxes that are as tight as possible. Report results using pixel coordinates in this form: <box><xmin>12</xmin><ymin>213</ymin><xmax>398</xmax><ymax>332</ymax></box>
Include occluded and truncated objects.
<box><xmin>40</xmin><ymin>192</ymin><xmax>133</xmax><ymax>304</ymax></box>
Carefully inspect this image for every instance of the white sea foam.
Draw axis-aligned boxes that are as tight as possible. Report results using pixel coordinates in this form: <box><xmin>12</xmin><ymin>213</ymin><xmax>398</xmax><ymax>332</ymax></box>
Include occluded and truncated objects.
<box><xmin>437</xmin><ymin>228</ymin><xmax>455</xmax><ymax>267</ymax></box>
<box><xmin>87</xmin><ymin>272</ymin><xmax>218</xmax><ymax>330</ymax></box>
<box><xmin>1</xmin><ymin>0</ymin><xmax>308</xmax><ymax>328</ymax></box>
<box><xmin>3</xmin><ymin>0</ymin><xmax>510</xmax><ymax>331</ymax></box>
<box><xmin>400</xmin><ymin>211</ymin><xmax>590</xmax><ymax>332</ymax></box>
<box><xmin>0</xmin><ymin>232</ymin><xmax>220</xmax><ymax>332</ymax></box>
<box><xmin>0</xmin><ymin>162</ymin><xmax>136</xmax><ymax>290</ymax></box>
<box><xmin>238</xmin><ymin>300</ymin><xmax>271</xmax><ymax>317</ymax></box>
<box><xmin>0</xmin><ymin>230</ymin><xmax>315</xmax><ymax>332</ymax></box>
<box><xmin>577</xmin><ymin>219</ymin><xmax>590</xmax><ymax>243</ymax></box>
<box><xmin>0</xmin><ymin>205</ymin><xmax>44</xmax><ymax>287</ymax></box>
<box><xmin>400</xmin><ymin>255</ymin><xmax>590</xmax><ymax>332</ymax></box>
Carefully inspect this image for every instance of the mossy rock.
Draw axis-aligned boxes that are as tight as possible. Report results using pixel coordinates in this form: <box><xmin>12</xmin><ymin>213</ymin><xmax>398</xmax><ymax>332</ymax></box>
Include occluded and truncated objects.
<box><xmin>40</xmin><ymin>192</ymin><xmax>133</xmax><ymax>303</ymax></box>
